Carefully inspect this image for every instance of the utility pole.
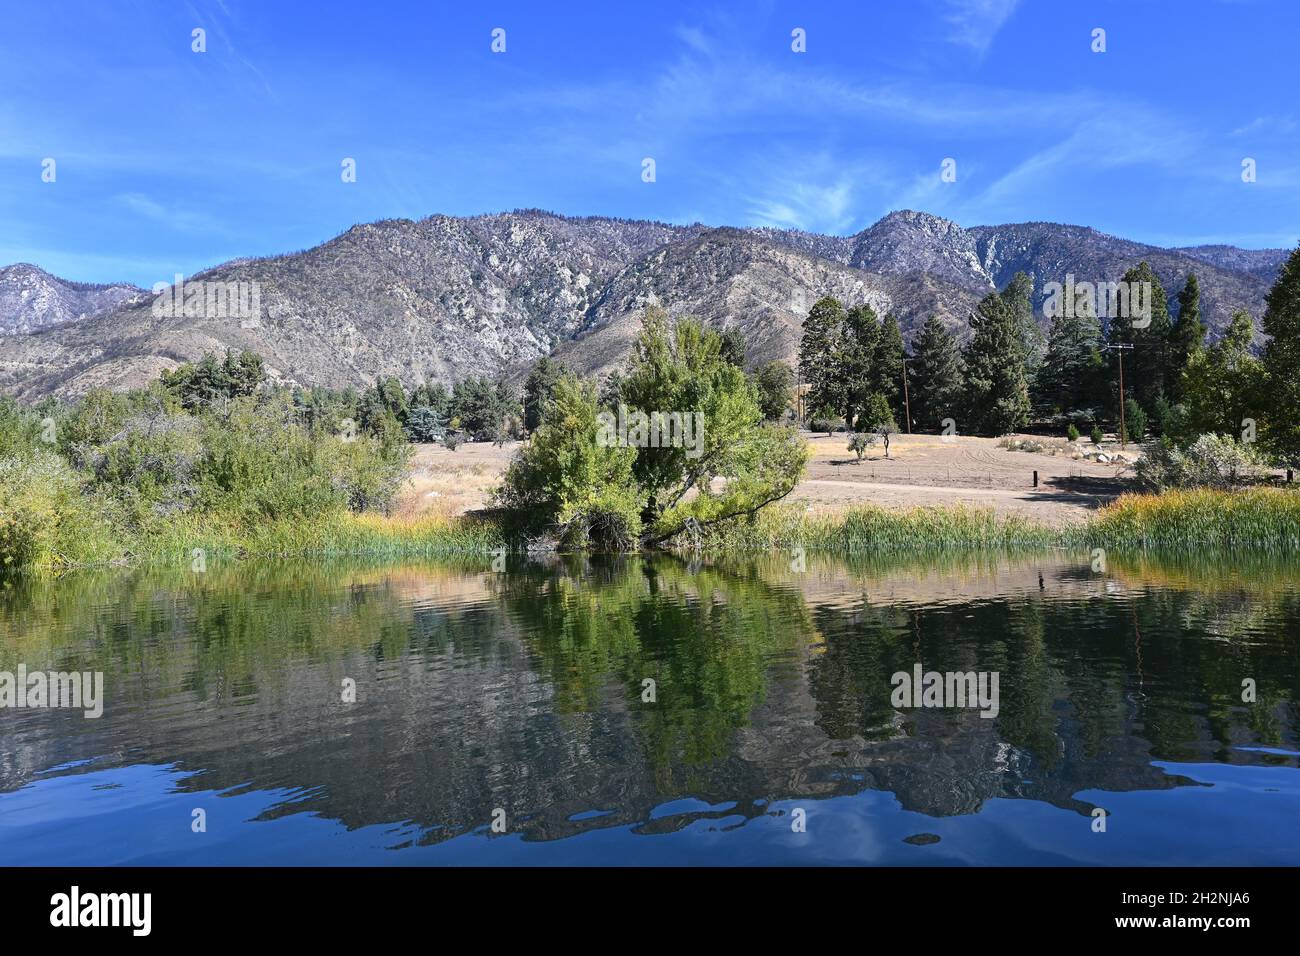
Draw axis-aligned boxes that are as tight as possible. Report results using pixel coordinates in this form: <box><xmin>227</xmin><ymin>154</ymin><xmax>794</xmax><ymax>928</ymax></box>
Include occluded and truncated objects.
<box><xmin>1103</xmin><ymin>343</ymin><xmax>1134</xmax><ymax>448</ymax></box>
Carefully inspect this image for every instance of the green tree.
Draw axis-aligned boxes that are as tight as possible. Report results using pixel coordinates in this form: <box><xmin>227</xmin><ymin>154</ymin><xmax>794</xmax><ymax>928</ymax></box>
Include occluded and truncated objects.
<box><xmin>523</xmin><ymin>356</ymin><xmax>565</xmax><ymax>432</ymax></box>
<box><xmin>1001</xmin><ymin>271</ymin><xmax>1045</xmax><ymax>375</ymax></box>
<box><xmin>964</xmin><ymin>291</ymin><xmax>1031</xmax><ymax>435</ymax></box>
<box><xmin>907</xmin><ymin>316</ymin><xmax>964</xmax><ymax>431</ymax></box>
<box><xmin>1182</xmin><ymin>310</ymin><xmax>1264</xmax><ymax>440</ymax></box>
<box><xmin>1168</xmin><ymin>273</ymin><xmax>1207</xmax><ymax>402</ymax></box>
<box><xmin>871</xmin><ymin>312</ymin><xmax>905</xmax><ymax>422</ymax></box>
<box><xmin>753</xmin><ymin>361</ymin><xmax>793</xmax><ymax>421</ymax></box>
<box><xmin>1262</xmin><ymin>246</ymin><xmax>1300</xmax><ymax>466</ymax></box>
<box><xmin>799</xmin><ymin>297</ymin><xmax>849</xmax><ymax>428</ymax></box>
<box><xmin>1108</xmin><ymin>261</ymin><xmax>1172</xmax><ymax>411</ymax></box>
<box><xmin>719</xmin><ymin>327</ymin><xmax>748</xmax><ymax>368</ymax></box>
<box><xmin>1034</xmin><ymin>312</ymin><xmax>1105</xmax><ymax>415</ymax></box>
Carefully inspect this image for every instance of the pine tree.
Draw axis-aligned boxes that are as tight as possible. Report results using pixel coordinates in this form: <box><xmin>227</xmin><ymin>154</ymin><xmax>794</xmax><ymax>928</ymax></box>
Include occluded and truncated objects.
<box><xmin>1262</xmin><ymin>247</ymin><xmax>1300</xmax><ymax>466</ymax></box>
<box><xmin>964</xmin><ymin>291</ymin><xmax>1031</xmax><ymax>436</ymax></box>
<box><xmin>872</xmin><ymin>312</ymin><xmax>906</xmax><ymax>422</ymax></box>
<box><xmin>1168</xmin><ymin>273</ymin><xmax>1206</xmax><ymax>403</ymax></box>
<box><xmin>799</xmin><ymin>296</ymin><xmax>849</xmax><ymax>427</ymax></box>
<box><xmin>1034</xmin><ymin>312</ymin><xmax>1104</xmax><ymax>415</ymax></box>
<box><xmin>1182</xmin><ymin>310</ymin><xmax>1263</xmax><ymax>438</ymax></box>
<box><xmin>908</xmin><ymin>315</ymin><xmax>964</xmax><ymax>431</ymax></box>
<box><xmin>1001</xmin><ymin>271</ymin><xmax>1045</xmax><ymax>374</ymax></box>
<box><xmin>842</xmin><ymin>303</ymin><xmax>880</xmax><ymax>429</ymax></box>
<box><xmin>1109</xmin><ymin>261</ymin><xmax>1171</xmax><ymax>410</ymax></box>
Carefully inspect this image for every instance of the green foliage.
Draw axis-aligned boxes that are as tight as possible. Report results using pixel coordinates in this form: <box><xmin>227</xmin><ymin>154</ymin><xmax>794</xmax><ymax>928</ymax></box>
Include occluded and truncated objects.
<box><xmin>450</xmin><ymin>375</ymin><xmax>517</xmax><ymax>441</ymax></box>
<box><xmin>1124</xmin><ymin>398</ymin><xmax>1148</xmax><ymax>443</ymax></box>
<box><xmin>404</xmin><ymin>406</ymin><xmax>445</xmax><ymax>442</ymax></box>
<box><xmin>1134</xmin><ymin>433</ymin><xmax>1265</xmax><ymax>491</ymax></box>
<box><xmin>1179</xmin><ymin>309</ymin><xmax>1263</xmax><ymax>440</ymax></box>
<box><xmin>1169</xmin><ymin>273</ymin><xmax>1207</xmax><ymax>402</ymax></box>
<box><xmin>1066</xmin><ymin>423</ymin><xmax>1080</xmax><ymax>442</ymax></box>
<box><xmin>162</xmin><ymin>350</ymin><xmax>266</xmax><ymax>412</ymax></box>
<box><xmin>718</xmin><ymin>327</ymin><xmax>748</xmax><ymax>368</ymax></box>
<box><xmin>1091</xmin><ymin>425</ymin><xmax>1105</xmax><ymax>445</ymax></box>
<box><xmin>964</xmin><ymin>289</ymin><xmax>1031</xmax><ymax>435</ymax></box>
<box><xmin>907</xmin><ymin>316</ymin><xmax>964</xmax><ymax>431</ymax></box>
<box><xmin>753</xmin><ymin>360</ymin><xmax>793</xmax><ymax>421</ymax></box>
<box><xmin>871</xmin><ymin>312</ymin><xmax>905</xmax><ymax>421</ymax></box>
<box><xmin>500</xmin><ymin>310</ymin><xmax>808</xmax><ymax>550</ymax></box>
<box><xmin>1261</xmin><ymin>246</ymin><xmax>1300</xmax><ymax>466</ymax></box>
<box><xmin>1035</xmin><ymin>311</ymin><xmax>1105</xmax><ymax>415</ymax></box>
<box><xmin>1107</xmin><ymin>261</ymin><xmax>1172</xmax><ymax>411</ymax></box>
<box><xmin>496</xmin><ymin>373</ymin><xmax>641</xmax><ymax>550</ymax></box>
<box><xmin>799</xmin><ymin>296</ymin><xmax>850</xmax><ymax>427</ymax></box>
<box><xmin>847</xmin><ymin>432</ymin><xmax>876</xmax><ymax>461</ymax></box>
<box><xmin>523</xmin><ymin>356</ymin><xmax>565</xmax><ymax>432</ymax></box>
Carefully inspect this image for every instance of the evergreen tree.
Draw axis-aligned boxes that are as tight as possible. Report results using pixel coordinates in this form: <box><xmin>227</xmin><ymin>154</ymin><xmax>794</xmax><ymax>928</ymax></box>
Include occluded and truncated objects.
<box><xmin>964</xmin><ymin>291</ymin><xmax>1031</xmax><ymax>435</ymax></box>
<box><xmin>908</xmin><ymin>315</ymin><xmax>964</xmax><ymax>431</ymax></box>
<box><xmin>1001</xmin><ymin>271</ymin><xmax>1045</xmax><ymax>374</ymax></box>
<box><xmin>872</xmin><ymin>312</ymin><xmax>906</xmax><ymax>421</ymax></box>
<box><xmin>523</xmin><ymin>355</ymin><xmax>565</xmax><ymax>432</ymax></box>
<box><xmin>1168</xmin><ymin>273</ymin><xmax>1206</xmax><ymax>403</ymax></box>
<box><xmin>842</xmin><ymin>303</ymin><xmax>880</xmax><ymax>428</ymax></box>
<box><xmin>1108</xmin><ymin>261</ymin><xmax>1171</xmax><ymax>411</ymax></box>
<box><xmin>1182</xmin><ymin>310</ymin><xmax>1263</xmax><ymax>439</ymax></box>
<box><xmin>1262</xmin><ymin>246</ymin><xmax>1300</xmax><ymax>465</ymax></box>
<box><xmin>719</xmin><ymin>327</ymin><xmax>748</xmax><ymax>368</ymax></box>
<box><xmin>799</xmin><ymin>296</ymin><xmax>849</xmax><ymax>427</ymax></box>
<box><xmin>1034</xmin><ymin>312</ymin><xmax>1105</xmax><ymax>414</ymax></box>
<box><xmin>753</xmin><ymin>361</ymin><xmax>793</xmax><ymax>421</ymax></box>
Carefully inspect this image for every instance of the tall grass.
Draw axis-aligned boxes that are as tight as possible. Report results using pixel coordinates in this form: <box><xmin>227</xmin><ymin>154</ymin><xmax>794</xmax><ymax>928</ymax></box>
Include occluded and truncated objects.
<box><xmin>1087</xmin><ymin>488</ymin><xmax>1300</xmax><ymax>552</ymax></box>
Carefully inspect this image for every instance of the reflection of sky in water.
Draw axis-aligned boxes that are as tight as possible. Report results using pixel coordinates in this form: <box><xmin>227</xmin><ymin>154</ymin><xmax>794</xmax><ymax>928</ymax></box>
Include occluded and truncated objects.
<box><xmin>1</xmin><ymin>554</ymin><xmax>1299</xmax><ymax>865</ymax></box>
<box><xmin>2</xmin><ymin>759</ymin><xmax>1297</xmax><ymax>866</ymax></box>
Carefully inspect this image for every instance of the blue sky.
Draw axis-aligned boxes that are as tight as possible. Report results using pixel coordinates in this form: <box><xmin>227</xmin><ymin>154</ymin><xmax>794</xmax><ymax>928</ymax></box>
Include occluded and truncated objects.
<box><xmin>2</xmin><ymin>0</ymin><xmax>1297</xmax><ymax>286</ymax></box>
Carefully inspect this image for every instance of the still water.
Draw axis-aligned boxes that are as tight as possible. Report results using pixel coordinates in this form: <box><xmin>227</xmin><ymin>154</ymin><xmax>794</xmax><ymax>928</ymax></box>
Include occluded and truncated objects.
<box><xmin>2</xmin><ymin>552</ymin><xmax>1298</xmax><ymax>865</ymax></box>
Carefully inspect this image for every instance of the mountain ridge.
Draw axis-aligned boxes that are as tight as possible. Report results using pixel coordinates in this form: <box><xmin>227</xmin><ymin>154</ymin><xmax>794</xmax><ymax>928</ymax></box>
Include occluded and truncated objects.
<box><xmin>0</xmin><ymin>209</ymin><xmax>1290</xmax><ymax>398</ymax></box>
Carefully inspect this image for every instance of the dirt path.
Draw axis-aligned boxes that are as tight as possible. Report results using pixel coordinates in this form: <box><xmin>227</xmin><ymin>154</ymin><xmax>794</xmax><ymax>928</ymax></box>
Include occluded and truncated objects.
<box><xmin>399</xmin><ymin>432</ymin><xmax>1135</xmax><ymax>527</ymax></box>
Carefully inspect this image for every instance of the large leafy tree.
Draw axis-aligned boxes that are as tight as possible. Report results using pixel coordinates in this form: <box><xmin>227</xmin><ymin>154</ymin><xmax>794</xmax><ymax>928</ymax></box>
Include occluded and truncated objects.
<box><xmin>1262</xmin><ymin>246</ymin><xmax>1300</xmax><ymax>466</ymax></box>
<box><xmin>501</xmin><ymin>309</ymin><xmax>807</xmax><ymax>549</ymax></box>
<box><xmin>964</xmin><ymin>291</ymin><xmax>1031</xmax><ymax>435</ymax></box>
<box><xmin>1181</xmin><ymin>310</ymin><xmax>1263</xmax><ymax>439</ymax></box>
<box><xmin>907</xmin><ymin>315</ymin><xmax>964</xmax><ymax>431</ymax></box>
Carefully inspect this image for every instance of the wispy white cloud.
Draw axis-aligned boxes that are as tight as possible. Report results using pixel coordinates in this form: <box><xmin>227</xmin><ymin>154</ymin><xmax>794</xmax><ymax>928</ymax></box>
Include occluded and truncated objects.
<box><xmin>939</xmin><ymin>0</ymin><xmax>1021</xmax><ymax>57</ymax></box>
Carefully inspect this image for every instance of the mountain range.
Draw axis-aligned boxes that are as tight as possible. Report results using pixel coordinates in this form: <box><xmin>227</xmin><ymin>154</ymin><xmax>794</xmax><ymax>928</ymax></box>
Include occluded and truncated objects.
<box><xmin>0</xmin><ymin>209</ymin><xmax>1290</xmax><ymax>399</ymax></box>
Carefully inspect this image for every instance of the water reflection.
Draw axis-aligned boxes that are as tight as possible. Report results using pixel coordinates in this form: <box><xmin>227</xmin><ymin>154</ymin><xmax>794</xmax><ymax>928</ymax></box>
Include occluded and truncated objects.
<box><xmin>1</xmin><ymin>551</ymin><xmax>1298</xmax><ymax>864</ymax></box>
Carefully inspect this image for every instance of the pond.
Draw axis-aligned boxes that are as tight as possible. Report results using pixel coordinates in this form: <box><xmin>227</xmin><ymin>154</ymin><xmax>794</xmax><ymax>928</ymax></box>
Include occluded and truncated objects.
<box><xmin>1</xmin><ymin>551</ymin><xmax>1298</xmax><ymax>865</ymax></box>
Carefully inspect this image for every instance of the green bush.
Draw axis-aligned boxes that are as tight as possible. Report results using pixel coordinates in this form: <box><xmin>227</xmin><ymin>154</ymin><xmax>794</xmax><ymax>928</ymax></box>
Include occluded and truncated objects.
<box><xmin>1134</xmin><ymin>433</ymin><xmax>1265</xmax><ymax>491</ymax></box>
<box><xmin>1091</xmin><ymin>425</ymin><xmax>1105</xmax><ymax>445</ymax></box>
<box><xmin>1066</xmin><ymin>423</ymin><xmax>1080</xmax><ymax>442</ymax></box>
<box><xmin>1124</xmin><ymin>398</ymin><xmax>1148</xmax><ymax>443</ymax></box>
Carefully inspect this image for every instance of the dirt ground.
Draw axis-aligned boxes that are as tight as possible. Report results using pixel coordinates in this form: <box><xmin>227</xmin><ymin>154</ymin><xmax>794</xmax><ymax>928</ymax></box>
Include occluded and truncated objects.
<box><xmin>399</xmin><ymin>432</ymin><xmax>1138</xmax><ymax>527</ymax></box>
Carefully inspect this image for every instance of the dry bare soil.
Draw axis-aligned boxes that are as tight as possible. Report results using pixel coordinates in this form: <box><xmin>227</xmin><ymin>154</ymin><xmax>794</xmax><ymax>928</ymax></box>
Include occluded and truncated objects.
<box><xmin>399</xmin><ymin>432</ymin><xmax>1137</xmax><ymax>528</ymax></box>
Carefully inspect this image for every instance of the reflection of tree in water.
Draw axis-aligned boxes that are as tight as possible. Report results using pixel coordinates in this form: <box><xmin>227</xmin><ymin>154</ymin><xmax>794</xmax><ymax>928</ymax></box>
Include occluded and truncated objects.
<box><xmin>2</xmin><ymin>552</ymin><xmax>1299</xmax><ymax>846</ymax></box>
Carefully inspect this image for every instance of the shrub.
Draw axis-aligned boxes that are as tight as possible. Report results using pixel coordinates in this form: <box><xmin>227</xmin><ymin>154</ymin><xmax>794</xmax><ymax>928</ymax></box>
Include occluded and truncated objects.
<box><xmin>1134</xmin><ymin>433</ymin><xmax>1265</xmax><ymax>491</ymax></box>
<box><xmin>1066</xmin><ymin>423</ymin><xmax>1080</xmax><ymax>442</ymax></box>
<box><xmin>847</xmin><ymin>432</ymin><xmax>876</xmax><ymax>461</ymax></box>
<box><xmin>1124</xmin><ymin>398</ymin><xmax>1148</xmax><ymax>443</ymax></box>
<box><xmin>1091</xmin><ymin>425</ymin><xmax>1105</xmax><ymax>445</ymax></box>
